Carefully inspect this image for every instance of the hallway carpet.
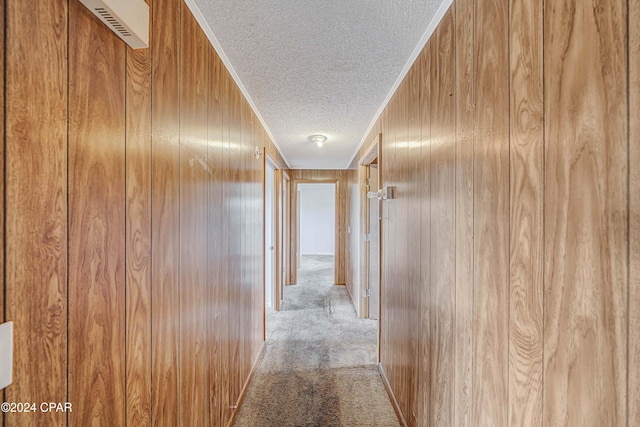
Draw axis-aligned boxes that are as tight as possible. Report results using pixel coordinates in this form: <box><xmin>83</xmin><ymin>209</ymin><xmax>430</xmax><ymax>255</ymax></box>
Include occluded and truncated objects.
<box><xmin>233</xmin><ymin>255</ymin><xmax>400</xmax><ymax>427</ymax></box>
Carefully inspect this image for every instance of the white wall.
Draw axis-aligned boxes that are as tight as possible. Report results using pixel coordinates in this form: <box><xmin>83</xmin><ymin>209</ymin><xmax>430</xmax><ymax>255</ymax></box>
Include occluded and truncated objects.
<box><xmin>299</xmin><ymin>183</ymin><xmax>335</xmax><ymax>255</ymax></box>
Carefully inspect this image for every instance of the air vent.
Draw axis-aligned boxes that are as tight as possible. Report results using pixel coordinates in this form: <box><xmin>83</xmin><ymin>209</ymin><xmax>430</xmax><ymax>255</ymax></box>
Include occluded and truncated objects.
<box><xmin>79</xmin><ymin>0</ymin><xmax>149</xmax><ymax>49</ymax></box>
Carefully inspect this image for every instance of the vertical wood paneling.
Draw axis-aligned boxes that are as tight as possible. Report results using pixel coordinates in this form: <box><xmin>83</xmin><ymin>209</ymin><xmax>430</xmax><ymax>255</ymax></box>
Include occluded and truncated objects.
<box><xmin>418</xmin><ymin>47</ymin><xmax>431</xmax><ymax>427</ymax></box>
<box><xmin>7</xmin><ymin>0</ymin><xmax>636</xmax><ymax>425</ymax></box>
<box><xmin>453</xmin><ymin>0</ymin><xmax>474</xmax><ymax>425</ymax></box>
<box><xmin>0</xmin><ymin>0</ymin><xmax>4</xmax><ymax>340</ymax></box>
<box><xmin>406</xmin><ymin>64</ymin><xmax>421</xmax><ymax>426</ymax></box>
<box><xmin>508</xmin><ymin>0</ymin><xmax>543</xmax><ymax>424</ymax></box>
<box><xmin>255</xmin><ymin>121</ymin><xmax>263</xmax><ymax>359</ymax></box>
<box><xmin>253</xmin><ymin>120</ymin><xmax>264</xmax><ymax>356</ymax></box>
<box><xmin>396</xmin><ymin>79</ymin><xmax>410</xmax><ymax>420</ymax></box>
<box><xmin>472</xmin><ymin>0</ymin><xmax>510</xmax><ymax>423</ymax></box>
<box><xmin>630</xmin><ymin>0</ymin><xmax>640</xmax><ymax>420</ymax></box>
<box><xmin>68</xmin><ymin>3</ymin><xmax>126</xmax><ymax>424</ymax></box>
<box><xmin>220</xmin><ymin>67</ymin><xmax>232</xmax><ymax>425</ymax></box>
<box><xmin>429</xmin><ymin>9</ymin><xmax>456</xmax><ymax>426</ymax></box>
<box><xmin>4</xmin><ymin>0</ymin><xmax>271</xmax><ymax>425</ymax></box>
<box><xmin>207</xmin><ymin>47</ymin><xmax>224</xmax><ymax>427</ymax></box>
<box><xmin>125</xmin><ymin>1</ymin><xmax>152</xmax><ymax>424</ymax></box>
<box><xmin>151</xmin><ymin>0</ymin><xmax>181</xmax><ymax>423</ymax></box>
<box><xmin>366</xmin><ymin>1</ymin><xmax>634</xmax><ymax>426</ymax></box>
<box><xmin>239</xmin><ymin>102</ymin><xmax>248</xmax><ymax>394</ymax></box>
<box><xmin>179</xmin><ymin>9</ymin><xmax>208</xmax><ymax>426</ymax></box>
<box><xmin>543</xmin><ymin>0</ymin><xmax>628</xmax><ymax>424</ymax></box>
<box><xmin>386</xmin><ymin>93</ymin><xmax>400</xmax><ymax>410</ymax></box>
<box><xmin>5</xmin><ymin>1</ymin><xmax>68</xmax><ymax>425</ymax></box>
<box><xmin>229</xmin><ymin>81</ymin><xmax>242</xmax><ymax>410</ymax></box>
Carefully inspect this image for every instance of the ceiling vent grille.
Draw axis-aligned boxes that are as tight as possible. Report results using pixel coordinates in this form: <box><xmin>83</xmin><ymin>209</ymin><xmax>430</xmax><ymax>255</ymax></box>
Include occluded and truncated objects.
<box><xmin>79</xmin><ymin>0</ymin><xmax>149</xmax><ymax>49</ymax></box>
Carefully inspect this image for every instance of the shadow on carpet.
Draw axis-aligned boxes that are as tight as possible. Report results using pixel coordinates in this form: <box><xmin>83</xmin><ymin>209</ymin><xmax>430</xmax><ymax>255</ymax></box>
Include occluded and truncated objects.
<box><xmin>233</xmin><ymin>255</ymin><xmax>400</xmax><ymax>427</ymax></box>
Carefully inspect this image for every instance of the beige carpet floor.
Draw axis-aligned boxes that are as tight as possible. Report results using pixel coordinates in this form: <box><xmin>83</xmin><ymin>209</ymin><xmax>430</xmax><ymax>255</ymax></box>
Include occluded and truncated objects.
<box><xmin>233</xmin><ymin>255</ymin><xmax>400</xmax><ymax>427</ymax></box>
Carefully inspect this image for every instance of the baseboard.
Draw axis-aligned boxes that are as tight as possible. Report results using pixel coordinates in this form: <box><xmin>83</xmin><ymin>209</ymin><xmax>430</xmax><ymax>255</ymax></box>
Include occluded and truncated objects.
<box><xmin>300</xmin><ymin>252</ymin><xmax>335</xmax><ymax>256</ymax></box>
<box><xmin>378</xmin><ymin>362</ymin><xmax>408</xmax><ymax>427</ymax></box>
<box><xmin>344</xmin><ymin>282</ymin><xmax>354</xmax><ymax>301</ymax></box>
<box><xmin>344</xmin><ymin>282</ymin><xmax>361</xmax><ymax>317</ymax></box>
<box><xmin>227</xmin><ymin>340</ymin><xmax>266</xmax><ymax>426</ymax></box>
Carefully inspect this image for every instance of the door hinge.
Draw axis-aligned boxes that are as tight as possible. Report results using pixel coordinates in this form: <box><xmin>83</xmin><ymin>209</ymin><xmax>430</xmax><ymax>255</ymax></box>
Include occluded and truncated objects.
<box><xmin>365</xmin><ymin>178</ymin><xmax>370</xmax><ymax>186</ymax></box>
<box><xmin>365</xmin><ymin>233</ymin><xmax>371</xmax><ymax>242</ymax></box>
<box><xmin>364</xmin><ymin>289</ymin><xmax>370</xmax><ymax>297</ymax></box>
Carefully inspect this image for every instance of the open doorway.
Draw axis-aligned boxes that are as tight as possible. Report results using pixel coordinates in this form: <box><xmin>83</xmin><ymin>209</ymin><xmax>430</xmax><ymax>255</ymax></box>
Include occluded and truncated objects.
<box><xmin>357</xmin><ymin>133</ymin><xmax>382</xmax><ymax>360</ymax></box>
<box><xmin>281</xmin><ymin>172</ymin><xmax>290</xmax><ymax>290</ymax></box>
<box><xmin>296</xmin><ymin>183</ymin><xmax>337</xmax><ymax>282</ymax></box>
<box><xmin>265</xmin><ymin>158</ymin><xmax>276</xmax><ymax>313</ymax></box>
<box><xmin>367</xmin><ymin>163</ymin><xmax>380</xmax><ymax>320</ymax></box>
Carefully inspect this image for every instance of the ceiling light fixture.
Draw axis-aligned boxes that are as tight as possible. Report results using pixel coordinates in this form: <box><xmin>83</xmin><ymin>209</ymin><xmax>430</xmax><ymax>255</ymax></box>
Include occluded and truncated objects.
<box><xmin>309</xmin><ymin>135</ymin><xmax>327</xmax><ymax>148</ymax></box>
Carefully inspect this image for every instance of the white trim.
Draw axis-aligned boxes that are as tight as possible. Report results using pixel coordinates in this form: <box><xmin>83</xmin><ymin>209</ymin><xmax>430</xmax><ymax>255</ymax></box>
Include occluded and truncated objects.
<box><xmin>300</xmin><ymin>252</ymin><xmax>336</xmax><ymax>256</ymax></box>
<box><xmin>184</xmin><ymin>0</ymin><xmax>290</xmax><ymax>168</ymax></box>
<box><xmin>345</xmin><ymin>0</ymin><xmax>455</xmax><ymax>168</ymax></box>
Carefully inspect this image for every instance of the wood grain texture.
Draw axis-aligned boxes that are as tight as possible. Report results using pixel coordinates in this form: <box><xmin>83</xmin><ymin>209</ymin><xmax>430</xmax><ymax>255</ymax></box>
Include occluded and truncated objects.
<box><xmin>207</xmin><ymin>46</ymin><xmax>224</xmax><ymax>427</ymax></box>
<box><xmin>379</xmin><ymin>90</ymin><xmax>397</xmax><ymax>419</ymax></box>
<box><xmin>405</xmin><ymin>64</ymin><xmax>422</xmax><ymax>426</ymax></box>
<box><xmin>151</xmin><ymin>0</ymin><xmax>181</xmax><ymax>423</ymax></box>
<box><xmin>472</xmin><ymin>0</ymin><xmax>510</xmax><ymax>423</ymax></box>
<box><xmin>4</xmin><ymin>0</ymin><xmax>68</xmax><ymax>425</ymax></box>
<box><xmin>365</xmin><ymin>0</ymin><xmax>634</xmax><ymax>426</ymax></box>
<box><xmin>253</xmin><ymin>117</ymin><xmax>265</xmax><ymax>359</ymax></box>
<box><xmin>0</xmin><ymin>0</ymin><xmax>4</xmax><ymax>346</ymax></box>
<box><xmin>239</xmin><ymin>101</ymin><xmax>249</xmax><ymax>401</ymax></box>
<box><xmin>229</xmin><ymin>80</ymin><xmax>243</xmax><ymax>410</ymax></box>
<box><xmin>453</xmin><ymin>0</ymin><xmax>474</xmax><ymax>425</ymax></box>
<box><xmin>179</xmin><ymin>9</ymin><xmax>209</xmax><ymax>426</ymax></box>
<box><xmin>3</xmin><ymin>0</ymin><xmax>274</xmax><ymax>425</ymax></box>
<box><xmin>394</xmin><ymin>79</ymin><xmax>411</xmax><ymax>421</ymax></box>
<box><xmin>68</xmin><ymin>2</ymin><xmax>126</xmax><ymax>424</ymax></box>
<box><xmin>396</xmin><ymin>75</ymin><xmax>414</xmax><ymax>424</ymax></box>
<box><xmin>543</xmin><ymin>0</ymin><xmax>628</xmax><ymax>424</ymax></box>
<box><xmin>220</xmin><ymin>67</ymin><xmax>232</xmax><ymax>424</ymax></box>
<box><xmin>429</xmin><ymin>10</ymin><xmax>456</xmax><ymax>425</ymax></box>
<box><xmin>418</xmin><ymin>47</ymin><xmax>431</xmax><ymax>427</ymax></box>
<box><xmin>125</xmin><ymin>1</ymin><xmax>152</xmax><ymax>424</ymax></box>
<box><xmin>508</xmin><ymin>0</ymin><xmax>544</xmax><ymax>424</ymax></box>
<box><xmin>630</xmin><ymin>0</ymin><xmax>640</xmax><ymax>421</ymax></box>
<box><xmin>378</xmin><ymin>108</ymin><xmax>389</xmax><ymax>374</ymax></box>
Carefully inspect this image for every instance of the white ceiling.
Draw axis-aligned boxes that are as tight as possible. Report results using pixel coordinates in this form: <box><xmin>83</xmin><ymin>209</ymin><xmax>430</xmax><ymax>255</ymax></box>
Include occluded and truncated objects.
<box><xmin>189</xmin><ymin>0</ymin><xmax>450</xmax><ymax>169</ymax></box>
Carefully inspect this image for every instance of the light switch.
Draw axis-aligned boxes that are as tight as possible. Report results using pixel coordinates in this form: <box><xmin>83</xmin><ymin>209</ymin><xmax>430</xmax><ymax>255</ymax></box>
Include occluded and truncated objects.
<box><xmin>0</xmin><ymin>322</ymin><xmax>13</xmax><ymax>389</ymax></box>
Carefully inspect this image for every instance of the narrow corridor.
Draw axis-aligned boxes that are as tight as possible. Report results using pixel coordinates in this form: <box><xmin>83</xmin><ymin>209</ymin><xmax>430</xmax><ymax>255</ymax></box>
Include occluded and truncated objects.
<box><xmin>234</xmin><ymin>255</ymin><xmax>400</xmax><ymax>426</ymax></box>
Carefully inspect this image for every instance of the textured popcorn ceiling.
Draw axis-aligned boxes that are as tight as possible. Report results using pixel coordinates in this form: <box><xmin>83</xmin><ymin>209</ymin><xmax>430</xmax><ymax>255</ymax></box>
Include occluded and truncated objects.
<box><xmin>191</xmin><ymin>0</ymin><xmax>447</xmax><ymax>169</ymax></box>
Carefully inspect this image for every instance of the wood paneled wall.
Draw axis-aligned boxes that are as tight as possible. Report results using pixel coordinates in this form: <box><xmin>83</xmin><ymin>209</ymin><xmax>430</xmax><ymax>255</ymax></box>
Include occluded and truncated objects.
<box><xmin>2</xmin><ymin>0</ymin><xmax>272</xmax><ymax>425</ymax></box>
<box><xmin>0</xmin><ymin>0</ymin><xmax>4</xmax><ymax>352</ymax></box>
<box><xmin>125</xmin><ymin>3</ymin><xmax>152</xmax><ymax>424</ymax></box>
<box><xmin>352</xmin><ymin>0</ymin><xmax>638</xmax><ymax>425</ymax></box>
<box><xmin>5</xmin><ymin>0</ymin><xmax>69</xmax><ymax>425</ymax></box>
<box><xmin>287</xmin><ymin>169</ymin><xmax>354</xmax><ymax>286</ymax></box>
<box><xmin>631</xmin><ymin>0</ymin><xmax>640</xmax><ymax>421</ymax></box>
